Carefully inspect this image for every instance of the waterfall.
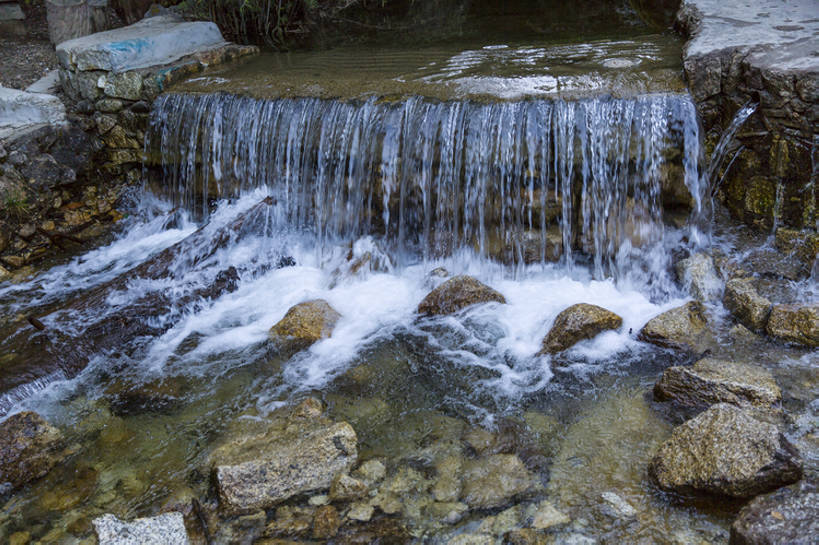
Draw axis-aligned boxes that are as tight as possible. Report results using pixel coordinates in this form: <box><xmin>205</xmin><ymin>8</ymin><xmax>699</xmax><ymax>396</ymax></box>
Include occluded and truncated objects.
<box><xmin>145</xmin><ymin>92</ymin><xmax>704</xmax><ymax>277</ymax></box>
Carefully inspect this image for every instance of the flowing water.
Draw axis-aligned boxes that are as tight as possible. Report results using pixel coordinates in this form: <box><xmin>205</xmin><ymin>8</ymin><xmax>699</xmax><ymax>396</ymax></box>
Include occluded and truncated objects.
<box><xmin>0</xmin><ymin>19</ymin><xmax>815</xmax><ymax>545</ymax></box>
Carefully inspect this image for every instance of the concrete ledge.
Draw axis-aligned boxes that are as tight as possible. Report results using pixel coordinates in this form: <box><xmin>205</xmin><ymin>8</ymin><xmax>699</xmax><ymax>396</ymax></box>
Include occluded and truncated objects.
<box><xmin>0</xmin><ymin>87</ymin><xmax>67</xmax><ymax>139</ymax></box>
<box><xmin>56</xmin><ymin>15</ymin><xmax>227</xmax><ymax>72</ymax></box>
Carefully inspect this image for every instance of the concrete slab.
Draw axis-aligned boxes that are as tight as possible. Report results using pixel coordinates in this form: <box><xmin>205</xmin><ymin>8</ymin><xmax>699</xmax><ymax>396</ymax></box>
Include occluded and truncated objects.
<box><xmin>0</xmin><ymin>87</ymin><xmax>67</xmax><ymax>139</ymax></box>
<box><xmin>679</xmin><ymin>0</ymin><xmax>818</xmax><ymax>72</ymax></box>
<box><xmin>26</xmin><ymin>71</ymin><xmax>62</xmax><ymax>95</ymax></box>
<box><xmin>56</xmin><ymin>15</ymin><xmax>227</xmax><ymax>73</ymax></box>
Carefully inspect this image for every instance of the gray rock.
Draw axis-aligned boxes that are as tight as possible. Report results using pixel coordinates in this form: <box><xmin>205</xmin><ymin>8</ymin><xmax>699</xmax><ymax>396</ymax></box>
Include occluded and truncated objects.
<box><xmin>539</xmin><ymin>303</ymin><xmax>622</xmax><ymax>355</ymax></box>
<box><xmin>730</xmin><ymin>479</ymin><xmax>818</xmax><ymax>545</ymax></box>
<box><xmin>213</xmin><ymin>421</ymin><xmax>358</xmax><ymax>514</ymax></box>
<box><xmin>56</xmin><ymin>16</ymin><xmax>227</xmax><ymax>72</ymax></box>
<box><xmin>529</xmin><ymin>500</ymin><xmax>570</xmax><ymax>529</ymax></box>
<box><xmin>460</xmin><ymin>454</ymin><xmax>537</xmax><ymax>509</ymax></box>
<box><xmin>676</xmin><ymin>253</ymin><xmax>722</xmax><ymax>302</ymax></box>
<box><xmin>417</xmin><ymin>275</ymin><xmax>505</xmax><ymax>316</ymax></box>
<box><xmin>329</xmin><ymin>472</ymin><xmax>368</xmax><ymax>501</ymax></box>
<box><xmin>723</xmin><ymin>278</ymin><xmax>772</xmax><ymax>332</ymax></box>
<box><xmin>766</xmin><ymin>303</ymin><xmax>819</xmax><ymax>348</ymax></box>
<box><xmin>26</xmin><ymin>71</ymin><xmax>62</xmax><ymax>95</ymax></box>
<box><xmin>638</xmin><ymin>301</ymin><xmax>709</xmax><ymax>352</ymax></box>
<box><xmin>102</xmin><ymin>72</ymin><xmax>144</xmax><ymax>100</ymax></box>
<box><xmin>93</xmin><ymin>512</ymin><xmax>189</xmax><ymax>545</ymax></box>
<box><xmin>0</xmin><ymin>87</ymin><xmax>67</xmax><ymax>138</ymax></box>
<box><xmin>347</xmin><ymin>501</ymin><xmax>375</xmax><ymax>522</ymax></box>
<box><xmin>95</xmin><ymin>98</ymin><xmax>125</xmax><ymax>113</ymax></box>
<box><xmin>654</xmin><ymin>358</ymin><xmax>781</xmax><ymax>411</ymax></box>
<box><xmin>649</xmin><ymin>404</ymin><xmax>802</xmax><ymax>498</ymax></box>
<box><xmin>600</xmin><ymin>491</ymin><xmax>636</xmax><ymax>519</ymax></box>
<box><xmin>0</xmin><ymin>411</ymin><xmax>65</xmax><ymax>491</ymax></box>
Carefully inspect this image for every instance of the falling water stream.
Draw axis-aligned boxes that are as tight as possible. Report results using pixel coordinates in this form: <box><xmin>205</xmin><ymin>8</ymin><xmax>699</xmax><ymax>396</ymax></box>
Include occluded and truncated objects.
<box><xmin>0</xmin><ymin>22</ymin><xmax>814</xmax><ymax>545</ymax></box>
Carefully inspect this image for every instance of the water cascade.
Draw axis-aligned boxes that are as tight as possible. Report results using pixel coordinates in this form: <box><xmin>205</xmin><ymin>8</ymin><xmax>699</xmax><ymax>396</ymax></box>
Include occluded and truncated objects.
<box><xmin>145</xmin><ymin>92</ymin><xmax>704</xmax><ymax>278</ymax></box>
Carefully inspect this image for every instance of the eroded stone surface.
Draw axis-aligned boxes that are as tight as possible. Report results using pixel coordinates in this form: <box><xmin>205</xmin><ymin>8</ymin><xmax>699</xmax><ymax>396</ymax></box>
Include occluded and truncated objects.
<box><xmin>650</xmin><ymin>404</ymin><xmax>802</xmax><ymax>498</ymax></box>
<box><xmin>539</xmin><ymin>303</ymin><xmax>622</xmax><ymax>355</ymax></box>
<box><xmin>654</xmin><ymin>358</ymin><xmax>780</xmax><ymax>411</ymax></box>
<box><xmin>417</xmin><ymin>275</ymin><xmax>506</xmax><ymax>316</ymax></box>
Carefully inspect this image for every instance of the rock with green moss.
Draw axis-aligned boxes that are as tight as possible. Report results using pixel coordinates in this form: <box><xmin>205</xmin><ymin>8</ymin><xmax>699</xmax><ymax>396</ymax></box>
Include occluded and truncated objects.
<box><xmin>417</xmin><ymin>275</ymin><xmax>505</xmax><ymax>316</ymax></box>
<box><xmin>539</xmin><ymin>303</ymin><xmax>622</xmax><ymax>355</ymax></box>
<box><xmin>649</xmin><ymin>404</ymin><xmax>802</xmax><ymax>498</ymax></box>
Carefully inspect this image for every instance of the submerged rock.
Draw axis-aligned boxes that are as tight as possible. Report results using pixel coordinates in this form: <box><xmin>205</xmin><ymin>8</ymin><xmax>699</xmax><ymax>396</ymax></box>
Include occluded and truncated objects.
<box><xmin>269</xmin><ymin>299</ymin><xmax>341</xmax><ymax>351</ymax></box>
<box><xmin>723</xmin><ymin>278</ymin><xmax>772</xmax><ymax>332</ymax></box>
<box><xmin>766</xmin><ymin>303</ymin><xmax>819</xmax><ymax>347</ymax></box>
<box><xmin>676</xmin><ymin>253</ymin><xmax>722</xmax><ymax>302</ymax></box>
<box><xmin>93</xmin><ymin>512</ymin><xmax>189</xmax><ymax>545</ymax></box>
<box><xmin>313</xmin><ymin>505</ymin><xmax>341</xmax><ymax>539</ymax></box>
<box><xmin>654</xmin><ymin>358</ymin><xmax>781</xmax><ymax>412</ymax></box>
<box><xmin>539</xmin><ymin>303</ymin><xmax>622</xmax><ymax>355</ymax></box>
<box><xmin>214</xmin><ymin>420</ymin><xmax>358</xmax><ymax>514</ymax></box>
<box><xmin>638</xmin><ymin>301</ymin><xmax>708</xmax><ymax>352</ymax></box>
<box><xmin>730</xmin><ymin>479</ymin><xmax>818</xmax><ymax>545</ymax></box>
<box><xmin>460</xmin><ymin>454</ymin><xmax>538</xmax><ymax>509</ymax></box>
<box><xmin>0</xmin><ymin>411</ymin><xmax>65</xmax><ymax>491</ymax></box>
<box><xmin>417</xmin><ymin>275</ymin><xmax>506</xmax><ymax>316</ymax></box>
<box><xmin>649</xmin><ymin>404</ymin><xmax>802</xmax><ymax>498</ymax></box>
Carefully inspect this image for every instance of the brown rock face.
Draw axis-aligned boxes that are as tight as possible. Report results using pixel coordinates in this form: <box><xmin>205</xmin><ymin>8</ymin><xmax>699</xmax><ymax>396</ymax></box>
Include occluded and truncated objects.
<box><xmin>654</xmin><ymin>358</ymin><xmax>781</xmax><ymax>411</ymax></box>
<box><xmin>723</xmin><ymin>278</ymin><xmax>772</xmax><ymax>332</ymax></box>
<box><xmin>417</xmin><ymin>275</ymin><xmax>506</xmax><ymax>316</ymax></box>
<box><xmin>766</xmin><ymin>303</ymin><xmax>819</xmax><ymax>347</ymax></box>
<box><xmin>730</xmin><ymin>480</ymin><xmax>818</xmax><ymax>545</ymax></box>
<box><xmin>0</xmin><ymin>411</ymin><xmax>65</xmax><ymax>491</ymax></box>
<box><xmin>649</xmin><ymin>404</ymin><xmax>802</xmax><ymax>498</ymax></box>
<box><xmin>638</xmin><ymin>301</ymin><xmax>708</xmax><ymax>352</ymax></box>
<box><xmin>269</xmin><ymin>299</ymin><xmax>341</xmax><ymax>350</ymax></box>
<box><xmin>539</xmin><ymin>303</ymin><xmax>622</xmax><ymax>355</ymax></box>
<box><xmin>313</xmin><ymin>505</ymin><xmax>341</xmax><ymax>540</ymax></box>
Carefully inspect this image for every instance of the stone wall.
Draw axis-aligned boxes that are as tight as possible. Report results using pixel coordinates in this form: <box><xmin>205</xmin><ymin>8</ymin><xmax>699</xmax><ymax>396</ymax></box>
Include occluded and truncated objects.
<box><xmin>676</xmin><ymin>0</ymin><xmax>818</xmax><ymax>231</ymax></box>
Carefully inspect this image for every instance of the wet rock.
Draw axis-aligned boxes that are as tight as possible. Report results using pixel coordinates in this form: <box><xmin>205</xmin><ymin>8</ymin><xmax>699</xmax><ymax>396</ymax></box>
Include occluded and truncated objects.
<box><xmin>8</xmin><ymin>532</ymin><xmax>30</xmax><ymax>545</ymax></box>
<box><xmin>329</xmin><ymin>473</ymin><xmax>368</xmax><ymax>502</ymax></box>
<box><xmin>269</xmin><ymin>299</ymin><xmax>341</xmax><ymax>351</ymax></box>
<box><xmin>0</xmin><ymin>411</ymin><xmax>65</xmax><ymax>491</ymax></box>
<box><xmin>766</xmin><ymin>303</ymin><xmax>819</xmax><ymax>347</ymax></box>
<box><xmin>730</xmin><ymin>479</ymin><xmax>818</xmax><ymax>545</ymax></box>
<box><xmin>638</xmin><ymin>301</ymin><xmax>708</xmax><ymax>352</ymax></box>
<box><xmin>335</xmin><ymin>518</ymin><xmax>410</xmax><ymax>544</ymax></box>
<box><xmin>417</xmin><ymin>275</ymin><xmax>506</xmax><ymax>316</ymax></box>
<box><xmin>347</xmin><ymin>501</ymin><xmax>375</xmax><ymax>522</ymax></box>
<box><xmin>105</xmin><ymin>376</ymin><xmax>183</xmax><ymax>415</ymax></box>
<box><xmin>529</xmin><ymin>500</ymin><xmax>570</xmax><ymax>529</ymax></box>
<box><xmin>600</xmin><ymin>491</ymin><xmax>636</xmax><ymax>519</ymax></box>
<box><xmin>448</xmin><ymin>535</ymin><xmax>494</xmax><ymax>545</ymax></box>
<box><xmin>649</xmin><ymin>404</ymin><xmax>802</xmax><ymax>498</ymax></box>
<box><xmin>424</xmin><ymin>501</ymin><xmax>469</xmax><ymax>525</ymax></box>
<box><xmin>479</xmin><ymin>504</ymin><xmax>524</xmax><ymax>535</ymax></box>
<box><xmin>504</xmin><ymin>529</ymin><xmax>549</xmax><ymax>545</ymax></box>
<box><xmin>265</xmin><ymin>506</ymin><xmax>314</xmax><ymax>537</ymax></box>
<box><xmin>539</xmin><ymin>303</ymin><xmax>623</xmax><ymax>355</ymax></box>
<box><xmin>654</xmin><ymin>358</ymin><xmax>781</xmax><ymax>413</ymax></box>
<box><xmin>313</xmin><ymin>504</ymin><xmax>341</xmax><ymax>539</ymax></box>
<box><xmin>676</xmin><ymin>253</ymin><xmax>722</xmax><ymax>302</ymax></box>
<box><xmin>433</xmin><ymin>455</ymin><xmax>463</xmax><ymax>502</ymax></box>
<box><xmin>723</xmin><ymin>278</ymin><xmax>772</xmax><ymax>332</ymax></box>
<box><xmin>213</xmin><ymin>510</ymin><xmax>265</xmax><ymax>544</ymax></box>
<box><xmin>352</xmin><ymin>459</ymin><xmax>386</xmax><ymax>486</ymax></box>
<box><xmin>461</xmin><ymin>454</ymin><xmax>537</xmax><ymax>509</ymax></box>
<box><xmin>775</xmin><ymin>228</ymin><xmax>819</xmax><ymax>272</ymax></box>
<box><xmin>93</xmin><ymin>512</ymin><xmax>189</xmax><ymax>545</ymax></box>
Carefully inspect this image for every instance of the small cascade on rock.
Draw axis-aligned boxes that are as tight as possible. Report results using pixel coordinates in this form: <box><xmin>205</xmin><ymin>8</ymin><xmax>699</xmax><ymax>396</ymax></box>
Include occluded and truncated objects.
<box><xmin>145</xmin><ymin>92</ymin><xmax>704</xmax><ymax>279</ymax></box>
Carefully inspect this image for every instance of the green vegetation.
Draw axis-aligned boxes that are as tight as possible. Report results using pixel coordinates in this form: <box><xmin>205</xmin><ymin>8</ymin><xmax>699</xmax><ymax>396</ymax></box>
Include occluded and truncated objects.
<box><xmin>1</xmin><ymin>189</ymin><xmax>30</xmax><ymax>221</ymax></box>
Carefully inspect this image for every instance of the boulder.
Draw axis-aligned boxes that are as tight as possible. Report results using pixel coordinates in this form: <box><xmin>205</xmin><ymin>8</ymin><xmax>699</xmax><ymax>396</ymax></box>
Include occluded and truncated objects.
<box><xmin>654</xmin><ymin>358</ymin><xmax>780</xmax><ymax>412</ymax></box>
<box><xmin>213</xmin><ymin>420</ymin><xmax>358</xmax><ymax>514</ymax></box>
<box><xmin>730</xmin><ymin>479</ymin><xmax>818</xmax><ymax>545</ymax></box>
<box><xmin>723</xmin><ymin>278</ymin><xmax>772</xmax><ymax>332</ymax></box>
<box><xmin>417</xmin><ymin>275</ymin><xmax>505</xmax><ymax>316</ymax></box>
<box><xmin>676</xmin><ymin>253</ymin><xmax>722</xmax><ymax>302</ymax></box>
<box><xmin>329</xmin><ymin>473</ymin><xmax>368</xmax><ymax>501</ymax></box>
<box><xmin>766</xmin><ymin>303</ymin><xmax>819</xmax><ymax>347</ymax></box>
<box><xmin>0</xmin><ymin>87</ymin><xmax>67</xmax><ymax>138</ymax></box>
<box><xmin>649</xmin><ymin>404</ymin><xmax>802</xmax><ymax>498</ymax></box>
<box><xmin>539</xmin><ymin>303</ymin><xmax>622</xmax><ymax>355</ymax></box>
<box><xmin>638</xmin><ymin>301</ymin><xmax>708</xmax><ymax>352</ymax></box>
<box><xmin>775</xmin><ymin>228</ymin><xmax>819</xmax><ymax>272</ymax></box>
<box><xmin>460</xmin><ymin>454</ymin><xmax>537</xmax><ymax>509</ymax></box>
<box><xmin>0</xmin><ymin>411</ymin><xmax>65</xmax><ymax>491</ymax></box>
<box><xmin>93</xmin><ymin>512</ymin><xmax>189</xmax><ymax>545</ymax></box>
<box><xmin>269</xmin><ymin>299</ymin><xmax>341</xmax><ymax>351</ymax></box>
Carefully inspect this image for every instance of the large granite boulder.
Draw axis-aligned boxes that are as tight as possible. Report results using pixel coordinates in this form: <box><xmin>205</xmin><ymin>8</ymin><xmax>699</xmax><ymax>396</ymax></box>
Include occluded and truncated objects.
<box><xmin>417</xmin><ymin>275</ymin><xmax>506</xmax><ymax>316</ymax></box>
<box><xmin>211</xmin><ymin>401</ymin><xmax>358</xmax><ymax>514</ymax></box>
<box><xmin>0</xmin><ymin>411</ymin><xmax>66</xmax><ymax>491</ymax></box>
<box><xmin>539</xmin><ymin>303</ymin><xmax>622</xmax><ymax>355</ymax></box>
<box><xmin>723</xmin><ymin>278</ymin><xmax>772</xmax><ymax>332</ymax></box>
<box><xmin>730</xmin><ymin>479</ymin><xmax>818</xmax><ymax>545</ymax></box>
<box><xmin>766</xmin><ymin>303</ymin><xmax>819</xmax><ymax>348</ymax></box>
<box><xmin>93</xmin><ymin>512</ymin><xmax>189</xmax><ymax>545</ymax></box>
<box><xmin>654</xmin><ymin>358</ymin><xmax>781</xmax><ymax>412</ymax></box>
<box><xmin>638</xmin><ymin>301</ymin><xmax>708</xmax><ymax>352</ymax></box>
<box><xmin>649</xmin><ymin>404</ymin><xmax>802</xmax><ymax>498</ymax></box>
<box><xmin>460</xmin><ymin>454</ymin><xmax>538</xmax><ymax>509</ymax></box>
<box><xmin>269</xmin><ymin>299</ymin><xmax>341</xmax><ymax>351</ymax></box>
